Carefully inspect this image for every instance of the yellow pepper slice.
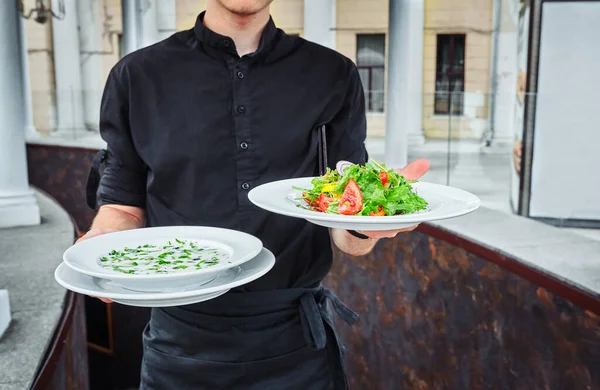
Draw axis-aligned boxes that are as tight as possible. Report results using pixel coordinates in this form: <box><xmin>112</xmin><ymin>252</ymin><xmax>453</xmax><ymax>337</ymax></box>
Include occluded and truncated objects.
<box><xmin>321</xmin><ymin>182</ymin><xmax>336</xmax><ymax>193</ymax></box>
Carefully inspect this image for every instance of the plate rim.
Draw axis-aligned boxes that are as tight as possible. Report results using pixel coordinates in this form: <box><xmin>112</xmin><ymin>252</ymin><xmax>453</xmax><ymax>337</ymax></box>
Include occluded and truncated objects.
<box><xmin>55</xmin><ymin>248</ymin><xmax>276</xmax><ymax>300</ymax></box>
<box><xmin>248</xmin><ymin>177</ymin><xmax>481</xmax><ymax>224</ymax></box>
<box><xmin>111</xmin><ymin>289</ymin><xmax>231</xmax><ymax>307</ymax></box>
<box><xmin>63</xmin><ymin>225</ymin><xmax>263</xmax><ymax>281</ymax></box>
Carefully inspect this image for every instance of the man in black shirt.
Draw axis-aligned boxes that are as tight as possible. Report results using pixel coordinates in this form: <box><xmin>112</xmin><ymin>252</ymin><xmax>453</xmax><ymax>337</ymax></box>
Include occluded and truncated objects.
<box><xmin>82</xmin><ymin>1</ymin><xmax>429</xmax><ymax>389</ymax></box>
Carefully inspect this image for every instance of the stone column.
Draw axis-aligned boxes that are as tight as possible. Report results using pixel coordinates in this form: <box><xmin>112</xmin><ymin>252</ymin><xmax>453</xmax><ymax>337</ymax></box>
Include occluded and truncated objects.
<box><xmin>0</xmin><ymin>1</ymin><xmax>40</xmax><ymax>228</ymax></box>
<box><xmin>121</xmin><ymin>0</ymin><xmax>139</xmax><ymax>56</ymax></box>
<box><xmin>52</xmin><ymin>0</ymin><xmax>86</xmax><ymax>136</ymax></box>
<box><xmin>385</xmin><ymin>0</ymin><xmax>425</xmax><ymax>168</ymax></box>
<box><xmin>19</xmin><ymin>17</ymin><xmax>38</xmax><ymax>139</ymax></box>
<box><xmin>77</xmin><ymin>0</ymin><xmax>103</xmax><ymax>131</ymax></box>
<box><xmin>489</xmin><ymin>0</ymin><xmax>518</xmax><ymax>146</ymax></box>
<box><xmin>156</xmin><ymin>0</ymin><xmax>177</xmax><ymax>41</ymax></box>
<box><xmin>122</xmin><ymin>0</ymin><xmax>162</xmax><ymax>55</ymax></box>
<box><xmin>138</xmin><ymin>0</ymin><xmax>160</xmax><ymax>48</ymax></box>
<box><xmin>303</xmin><ymin>0</ymin><xmax>336</xmax><ymax>49</ymax></box>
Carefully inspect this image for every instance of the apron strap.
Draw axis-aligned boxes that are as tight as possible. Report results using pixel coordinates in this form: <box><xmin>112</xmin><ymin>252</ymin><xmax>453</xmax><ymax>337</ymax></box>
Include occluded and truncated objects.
<box><xmin>318</xmin><ymin>289</ymin><xmax>359</xmax><ymax>325</ymax></box>
<box><xmin>86</xmin><ymin>149</ymin><xmax>107</xmax><ymax>211</ymax></box>
<box><xmin>299</xmin><ymin>288</ymin><xmax>359</xmax><ymax>350</ymax></box>
<box><xmin>299</xmin><ymin>293</ymin><xmax>325</xmax><ymax>350</ymax></box>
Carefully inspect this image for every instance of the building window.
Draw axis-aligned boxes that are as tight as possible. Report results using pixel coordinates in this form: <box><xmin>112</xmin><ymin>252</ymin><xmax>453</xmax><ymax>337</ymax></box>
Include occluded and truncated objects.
<box><xmin>357</xmin><ymin>34</ymin><xmax>385</xmax><ymax>113</ymax></box>
<box><xmin>434</xmin><ymin>34</ymin><xmax>465</xmax><ymax>115</ymax></box>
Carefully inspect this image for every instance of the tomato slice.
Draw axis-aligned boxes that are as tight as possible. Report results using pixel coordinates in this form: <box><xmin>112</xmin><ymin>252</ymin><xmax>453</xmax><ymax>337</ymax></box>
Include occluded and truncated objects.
<box><xmin>303</xmin><ymin>192</ymin><xmax>319</xmax><ymax>208</ymax></box>
<box><xmin>379</xmin><ymin>171</ymin><xmax>388</xmax><ymax>187</ymax></box>
<box><xmin>318</xmin><ymin>194</ymin><xmax>334</xmax><ymax>212</ymax></box>
<box><xmin>369</xmin><ymin>206</ymin><xmax>386</xmax><ymax>216</ymax></box>
<box><xmin>338</xmin><ymin>179</ymin><xmax>363</xmax><ymax>215</ymax></box>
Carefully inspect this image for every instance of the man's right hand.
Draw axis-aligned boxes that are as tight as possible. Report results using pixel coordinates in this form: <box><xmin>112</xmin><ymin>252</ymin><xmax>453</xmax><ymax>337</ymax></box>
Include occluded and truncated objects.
<box><xmin>77</xmin><ymin>205</ymin><xmax>145</xmax><ymax>304</ymax></box>
<box><xmin>77</xmin><ymin>227</ymin><xmax>119</xmax><ymax>303</ymax></box>
<box><xmin>76</xmin><ymin>227</ymin><xmax>119</xmax><ymax>243</ymax></box>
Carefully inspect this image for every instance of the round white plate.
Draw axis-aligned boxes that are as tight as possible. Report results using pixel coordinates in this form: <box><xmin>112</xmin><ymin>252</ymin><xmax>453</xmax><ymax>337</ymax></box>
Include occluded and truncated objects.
<box><xmin>55</xmin><ymin>248</ymin><xmax>276</xmax><ymax>307</ymax></box>
<box><xmin>248</xmin><ymin>178</ymin><xmax>481</xmax><ymax>231</ymax></box>
<box><xmin>112</xmin><ymin>290</ymin><xmax>230</xmax><ymax>307</ymax></box>
<box><xmin>63</xmin><ymin>226</ymin><xmax>263</xmax><ymax>292</ymax></box>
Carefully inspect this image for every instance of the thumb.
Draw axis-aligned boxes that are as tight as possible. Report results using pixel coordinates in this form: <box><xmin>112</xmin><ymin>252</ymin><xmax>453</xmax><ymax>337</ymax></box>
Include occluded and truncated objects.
<box><xmin>395</xmin><ymin>159</ymin><xmax>430</xmax><ymax>181</ymax></box>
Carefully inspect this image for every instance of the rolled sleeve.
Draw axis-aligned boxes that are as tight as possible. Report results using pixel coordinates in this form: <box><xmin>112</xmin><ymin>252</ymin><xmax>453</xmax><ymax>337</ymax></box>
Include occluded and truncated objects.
<box><xmin>327</xmin><ymin>64</ymin><xmax>369</xmax><ymax>166</ymax></box>
<box><xmin>97</xmin><ymin>66</ymin><xmax>147</xmax><ymax>208</ymax></box>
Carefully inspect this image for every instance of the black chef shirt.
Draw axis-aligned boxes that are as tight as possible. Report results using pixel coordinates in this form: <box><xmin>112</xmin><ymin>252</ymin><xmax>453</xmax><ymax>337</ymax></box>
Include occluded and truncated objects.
<box><xmin>96</xmin><ymin>13</ymin><xmax>368</xmax><ymax>290</ymax></box>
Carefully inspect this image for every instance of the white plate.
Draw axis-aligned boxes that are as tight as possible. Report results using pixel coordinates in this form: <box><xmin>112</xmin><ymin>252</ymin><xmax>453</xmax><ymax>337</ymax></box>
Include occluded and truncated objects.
<box><xmin>112</xmin><ymin>290</ymin><xmax>230</xmax><ymax>307</ymax></box>
<box><xmin>248</xmin><ymin>178</ymin><xmax>481</xmax><ymax>231</ymax></box>
<box><xmin>63</xmin><ymin>226</ymin><xmax>263</xmax><ymax>292</ymax></box>
<box><xmin>55</xmin><ymin>248</ymin><xmax>276</xmax><ymax>307</ymax></box>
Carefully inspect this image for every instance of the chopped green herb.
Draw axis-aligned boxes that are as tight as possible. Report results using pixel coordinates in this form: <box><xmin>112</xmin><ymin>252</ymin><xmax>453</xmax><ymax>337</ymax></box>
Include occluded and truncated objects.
<box><xmin>297</xmin><ymin>160</ymin><xmax>428</xmax><ymax>216</ymax></box>
<box><xmin>99</xmin><ymin>239</ymin><xmax>228</xmax><ymax>275</ymax></box>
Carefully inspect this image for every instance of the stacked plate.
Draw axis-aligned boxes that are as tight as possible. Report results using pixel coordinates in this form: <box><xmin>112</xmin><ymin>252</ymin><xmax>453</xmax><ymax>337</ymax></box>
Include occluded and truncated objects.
<box><xmin>54</xmin><ymin>226</ymin><xmax>274</xmax><ymax>307</ymax></box>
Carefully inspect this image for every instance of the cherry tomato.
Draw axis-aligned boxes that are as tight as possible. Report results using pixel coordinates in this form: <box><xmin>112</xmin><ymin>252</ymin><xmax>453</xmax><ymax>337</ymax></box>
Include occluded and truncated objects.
<box><xmin>369</xmin><ymin>206</ymin><xmax>386</xmax><ymax>216</ymax></box>
<box><xmin>379</xmin><ymin>171</ymin><xmax>388</xmax><ymax>187</ymax></box>
<box><xmin>318</xmin><ymin>194</ymin><xmax>334</xmax><ymax>212</ymax></box>
<box><xmin>338</xmin><ymin>179</ymin><xmax>363</xmax><ymax>215</ymax></box>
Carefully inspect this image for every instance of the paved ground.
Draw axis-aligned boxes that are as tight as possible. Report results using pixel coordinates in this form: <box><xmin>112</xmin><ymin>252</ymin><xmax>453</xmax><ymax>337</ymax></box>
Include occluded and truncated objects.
<box><xmin>365</xmin><ymin>137</ymin><xmax>600</xmax><ymax>241</ymax></box>
<box><xmin>0</xmin><ymin>192</ymin><xmax>74</xmax><ymax>388</ymax></box>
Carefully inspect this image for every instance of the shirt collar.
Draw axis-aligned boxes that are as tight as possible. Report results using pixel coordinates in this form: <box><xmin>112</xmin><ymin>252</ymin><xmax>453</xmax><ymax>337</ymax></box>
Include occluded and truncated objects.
<box><xmin>193</xmin><ymin>11</ymin><xmax>279</xmax><ymax>55</ymax></box>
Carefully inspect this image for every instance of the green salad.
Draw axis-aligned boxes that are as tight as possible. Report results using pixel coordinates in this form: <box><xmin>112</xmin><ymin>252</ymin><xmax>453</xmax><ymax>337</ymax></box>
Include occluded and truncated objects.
<box><xmin>294</xmin><ymin>160</ymin><xmax>428</xmax><ymax>216</ymax></box>
<box><xmin>98</xmin><ymin>238</ymin><xmax>230</xmax><ymax>275</ymax></box>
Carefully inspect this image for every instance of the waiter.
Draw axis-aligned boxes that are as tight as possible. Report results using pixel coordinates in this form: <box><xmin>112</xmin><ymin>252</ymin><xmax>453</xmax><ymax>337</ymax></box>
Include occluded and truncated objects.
<box><xmin>82</xmin><ymin>0</ymin><xmax>430</xmax><ymax>389</ymax></box>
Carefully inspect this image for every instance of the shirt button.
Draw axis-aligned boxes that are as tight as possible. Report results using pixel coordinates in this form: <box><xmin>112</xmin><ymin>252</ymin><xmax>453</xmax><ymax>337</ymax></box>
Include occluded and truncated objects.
<box><xmin>237</xmin><ymin>71</ymin><xmax>245</xmax><ymax>79</ymax></box>
<box><xmin>241</xmin><ymin>183</ymin><xmax>250</xmax><ymax>190</ymax></box>
<box><xmin>222</xmin><ymin>39</ymin><xmax>231</xmax><ymax>47</ymax></box>
<box><xmin>237</xmin><ymin>106</ymin><xmax>246</xmax><ymax>114</ymax></box>
<box><xmin>240</xmin><ymin>142</ymin><xmax>249</xmax><ymax>150</ymax></box>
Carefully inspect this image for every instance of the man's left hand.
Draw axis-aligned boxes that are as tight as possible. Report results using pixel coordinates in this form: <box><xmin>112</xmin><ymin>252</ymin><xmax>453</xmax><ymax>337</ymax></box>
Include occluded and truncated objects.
<box><xmin>357</xmin><ymin>158</ymin><xmax>430</xmax><ymax>239</ymax></box>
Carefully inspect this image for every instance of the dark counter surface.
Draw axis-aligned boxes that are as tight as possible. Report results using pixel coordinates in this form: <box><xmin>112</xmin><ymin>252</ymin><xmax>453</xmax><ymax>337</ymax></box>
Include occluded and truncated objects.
<box><xmin>430</xmin><ymin>207</ymin><xmax>600</xmax><ymax>300</ymax></box>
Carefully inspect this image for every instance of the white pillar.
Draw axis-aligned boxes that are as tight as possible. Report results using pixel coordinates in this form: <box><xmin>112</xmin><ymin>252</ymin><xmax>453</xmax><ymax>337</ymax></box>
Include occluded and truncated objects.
<box><xmin>122</xmin><ymin>0</ymin><xmax>161</xmax><ymax>55</ymax></box>
<box><xmin>19</xmin><ymin>17</ymin><xmax>38</xmax><ymax>140</ymax></box>
<box><xmin>385</xmin><ymin>0</ymin><xmax>425</xmax><ymax>168</ymax></box>
<box><xmin>0</xmin><ymin>1</ymin><xmax>40</xmax><ymax>228</ymax></box>
<box><xmin>77</xmin><ymin>0</ymin><xmax>103</xmax><ymax>132</ymax></box>
<box><xmin>489</xmin><ymin>0</ymin><xmax>518</xmax><ymax>146</ymax></box>
<box><xmin>138</xmin><ymin>0</ymin><xmax>160</xmax><ymax>48</ymax></box>
<box><xmin>52</xmin><ymin>0</ymin><xmax>86</xmax><ymax>136</ymax></box>
<box><xmin>121</xmin><ymin>0</ymin><xmax>139</xmax><ymax>56</ymax></box>
<box><xmin>303</xmin><ymin>0</ymin><xmax>336</xmax><ymax>49</ymax></box>
<box><xmin>156</xmin><ymin>0</ymin><xmax>177</xmax><ymax>40</ymax></box>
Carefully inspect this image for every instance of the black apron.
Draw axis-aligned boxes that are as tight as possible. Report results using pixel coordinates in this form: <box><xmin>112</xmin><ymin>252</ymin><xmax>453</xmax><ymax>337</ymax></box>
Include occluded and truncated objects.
<box><xmin>140</xmin><ymin>287</ymin><xmax>357</xmax><ymax>390</ymax></box>
<box><xmin>87</xmin><ymin>126</ymin><xmax>358</xmax><ymax>389</ymax></box>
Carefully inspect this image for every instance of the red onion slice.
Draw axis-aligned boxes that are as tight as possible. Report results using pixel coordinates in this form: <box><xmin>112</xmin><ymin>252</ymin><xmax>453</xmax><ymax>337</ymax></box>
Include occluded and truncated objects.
<box><xmin>336</xmin><ymin>160</ymin><xmax>353</xmax><ymax>175</ymax></box>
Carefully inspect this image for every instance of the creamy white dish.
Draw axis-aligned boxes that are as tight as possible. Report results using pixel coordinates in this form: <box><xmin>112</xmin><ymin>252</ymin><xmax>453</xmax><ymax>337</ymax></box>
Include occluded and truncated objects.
<box><xmin>98</xmin><ymin>238</ymin><xmax>230</xmax><ymax>275</ymax></box>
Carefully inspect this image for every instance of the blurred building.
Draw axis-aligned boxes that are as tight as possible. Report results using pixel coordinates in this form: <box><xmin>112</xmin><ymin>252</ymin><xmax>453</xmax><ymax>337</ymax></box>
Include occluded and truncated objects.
<box><xmin>20</xmin><ymin>0</ymin><xmax>516</xmax><ymax>143</ymax></box>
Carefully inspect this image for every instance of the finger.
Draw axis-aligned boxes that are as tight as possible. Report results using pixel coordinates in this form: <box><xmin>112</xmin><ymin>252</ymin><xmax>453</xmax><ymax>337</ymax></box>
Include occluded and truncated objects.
<box><xmin>76</xmin><ymin>228</ymin><xmax>118</xmax><ymax>243</ymax></box>
<box><xmin>355</xmin><ymin>231</ymin><xmax>395</xmax><ymax>239</ymax></box>
<box><xmin>358</xmin><ymin>225</ymin><xmax>419</xmax><ymax>239</ymax></box>
<box><xmin>395</xmin><ymin>159</ymin><xmax>430</xmax><ymax>181</ymax></box>
<box><xmin>369</xmin><ymin>231</ymin><xmax>400</xmax><ymax>239</ymax></box>
<box><xmin>77</xmin><ymin>230</ymin><xmax>101</xmax><ymax>243</ymax></box>
<box><xmin>94</xmin><ymin>296</ymin><xmax>113</xmax><ymax>303</ymax></box>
